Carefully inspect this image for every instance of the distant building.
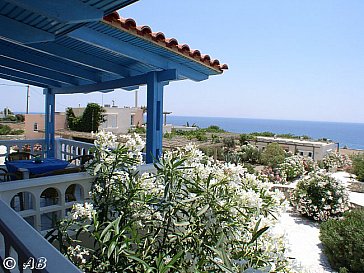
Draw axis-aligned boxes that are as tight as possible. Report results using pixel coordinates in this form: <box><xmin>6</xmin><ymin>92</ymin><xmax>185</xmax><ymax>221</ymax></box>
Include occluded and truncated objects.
<box><xmin>72</xmin><ymin>105</ymin><xmax>144</xmax><ymax>134</ymax></box>
<box><xmin>252</xmin><ymin>136</ymin><xmax>338</xmax><ymax>161</ymax></box>
<box><xmin>25</xmin><ymin>113</ymin><xmax>67</xmax><ymax>139</ymax></box>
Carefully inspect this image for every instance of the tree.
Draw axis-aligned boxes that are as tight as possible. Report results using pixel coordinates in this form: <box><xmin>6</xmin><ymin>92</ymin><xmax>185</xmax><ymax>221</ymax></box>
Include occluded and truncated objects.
<box><xmin>261</xmin><ymin>143</ymin><xmax>286</xmax><ymax>167</ymax></box>
<box><xmin>66</xmin><ymin>103</ymin><xmax>105</xmax><ymax>133</ymax></box>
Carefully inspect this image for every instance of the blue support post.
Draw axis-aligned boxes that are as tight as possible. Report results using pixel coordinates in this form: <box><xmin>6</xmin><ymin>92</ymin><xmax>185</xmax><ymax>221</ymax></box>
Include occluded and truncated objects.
<box><xmin>146</xmin><ymin>72</ymin><xmax>164</xmax><ymax>163</ymax></box>
<box><xmin>44</xmin><ymin>88</ymin><xmax>55</xmax><ymax>158</ymax></box>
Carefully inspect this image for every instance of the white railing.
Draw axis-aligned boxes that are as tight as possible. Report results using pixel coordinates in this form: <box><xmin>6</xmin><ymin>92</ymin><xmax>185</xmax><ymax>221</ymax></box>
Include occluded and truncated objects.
<box><xmin>0</xmin><ymin>173</ymin><xmax>94</xmax><ymax>232</ymax></box>
<box><xmin>55</xmin><ymin>138</ymin><xmax>94</xmax><ymax>162</ymax></box>
<box><xmin>0</xmin><ymin>199</ymin><xmax>82</xmax><ymax>273</ymax></box>
<box><xmin>0</xmin><ymin>139</ymin><xmax>46</xmax><ymax>165</ymax></box>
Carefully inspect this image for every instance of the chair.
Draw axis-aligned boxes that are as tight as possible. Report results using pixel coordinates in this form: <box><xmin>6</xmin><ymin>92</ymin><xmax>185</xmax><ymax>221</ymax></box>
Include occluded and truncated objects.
<box><xmin>0</xmin><ymin>168</ymin><xmax>24</xmax><ymax>210</ymax></box>
<box><xmin>6</xmin><ymin>152</ymin><xmax>36</xmax><ymax>162</ymax></box>
<box><xmin>68</xmin><ymin>154</ymin><xmax>94</xmax><ymax>170</ymax></box>
<box><xmin>0</xmin><ymin>167</ymin><xmax>22</xmax><ymax>182</ymax></box>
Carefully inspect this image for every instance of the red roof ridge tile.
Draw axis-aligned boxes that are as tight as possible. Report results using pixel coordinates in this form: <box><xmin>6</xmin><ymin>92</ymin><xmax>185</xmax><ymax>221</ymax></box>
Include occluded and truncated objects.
<box><xmin>103</xmin><ymin>12</ymin><xmax>228</xmax><ymax>72</ymax></box>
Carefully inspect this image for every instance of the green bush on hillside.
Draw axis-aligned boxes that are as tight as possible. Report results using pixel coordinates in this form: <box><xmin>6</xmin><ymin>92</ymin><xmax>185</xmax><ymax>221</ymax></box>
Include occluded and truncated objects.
<box><xmin>351</xmin><ymin>154</ymin><xmax>364</xmax><ymax>182</ymax></box>
<box><xmin>261</xmin><ymin>143</ymin><xmax>286</xmax><ymax>167</ymax></box>
<box><xmin>320</xmin><ymin>209</ymin><xmax>364</xmax><ymax>272</ymax></box>
<box><xmin>0</xmin><ymin>124</ymin><xmax>24</xmax><ymax>135</ymax></box>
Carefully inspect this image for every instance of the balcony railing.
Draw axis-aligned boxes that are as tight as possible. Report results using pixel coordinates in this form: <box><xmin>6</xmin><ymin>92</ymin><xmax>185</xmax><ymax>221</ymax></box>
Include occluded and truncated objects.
<box><xmin>0</xmin><ymin>199</ymin><xmax>82</xmax><ymax>272</ymax></box>
<box><xmin>0</xmin><ymin>137</ymin><xmax>156</xmax><ymax>272</ymax></box>
<box><xmin>0</xmin><ymin>172</ymin><xmax>93</xmax><ymax>233</ymax></box>
<box><xmin>0</xmin><ymin>138</ymin><xmax>94</xmax><ymax>165</ymax></box>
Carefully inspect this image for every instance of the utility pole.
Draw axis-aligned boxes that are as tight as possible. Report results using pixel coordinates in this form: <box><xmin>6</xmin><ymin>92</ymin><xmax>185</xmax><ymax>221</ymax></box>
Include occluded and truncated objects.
<box><xmin>135</xmin><ymin>90</ymin><xmax>138</xmax><ymax>108</ymax></box>
<box><xmin>26</xmin><ymin>85</ymin><xmax>30</xmax><ymax>114</ymax></box>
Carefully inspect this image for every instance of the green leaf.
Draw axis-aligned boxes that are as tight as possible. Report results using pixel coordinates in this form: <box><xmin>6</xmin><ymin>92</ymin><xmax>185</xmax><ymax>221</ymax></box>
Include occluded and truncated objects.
<box><xmin>174</xmin><ymin>221</ymin><xmax>190</xmax><ymax>227</ymax></box>
<box><xmin>249</xmin><ymin>226</ymin><xmax>269</xmax><ymax>245</ymax></box>
<box><xmin>107</xmin><ymin>240</ymin><xmax>116</xmax><ymax>258</ymax></box>
<box><xmin>197</xmin><ymin>204</ymin><xmax>210</xmax><ymax>217</ymax></box>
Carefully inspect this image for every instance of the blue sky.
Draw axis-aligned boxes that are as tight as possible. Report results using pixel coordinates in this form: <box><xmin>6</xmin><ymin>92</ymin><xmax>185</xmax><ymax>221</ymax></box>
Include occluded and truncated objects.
<box><xmin>1</xmin><ymin>0</ymin><xmax>364</xmax><ymax>123</ymax></box>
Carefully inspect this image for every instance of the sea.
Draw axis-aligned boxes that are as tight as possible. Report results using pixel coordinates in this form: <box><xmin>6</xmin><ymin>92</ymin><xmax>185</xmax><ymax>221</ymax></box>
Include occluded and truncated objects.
<box><xmin>167</xmin><ymin>116</ymin><xmax>364</xmax><ymax>150</ymax></box>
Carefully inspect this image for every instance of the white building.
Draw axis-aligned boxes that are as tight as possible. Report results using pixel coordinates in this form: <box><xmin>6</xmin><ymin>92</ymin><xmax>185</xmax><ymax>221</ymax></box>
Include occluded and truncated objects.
<box><xmin>252</xmin><ymin>136</ymin><xmax>338</xmax><ymax>161</ymax></box>
<box><xmin>73</xmin><ymin>105</ymin><xmax>144</xmax><ymax>134</ymax></box>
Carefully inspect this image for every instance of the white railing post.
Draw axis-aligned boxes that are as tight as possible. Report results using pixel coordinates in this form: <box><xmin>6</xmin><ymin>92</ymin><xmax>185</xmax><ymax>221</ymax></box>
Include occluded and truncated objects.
<box><xmin>0</xmin><ymin>199</ymin><xmax>82</xmax><ymax>273</ymax></box>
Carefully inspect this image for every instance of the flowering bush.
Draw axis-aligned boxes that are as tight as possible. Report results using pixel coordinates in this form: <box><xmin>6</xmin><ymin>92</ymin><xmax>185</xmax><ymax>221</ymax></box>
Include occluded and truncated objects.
<box><xmin>322</xmin><ymin>152</ymin><xmax>352</xmax><ymax>171</ymax></box>
<box><xmin>49</xmin><ymin>132</ymin><xmax>297</xmax><ymax>273</ymax></box>
<box><xmin>262</xmin><ymin>156</ymin><xmax>317</xmax><ymax>184</ymax></box>
<box><xmin>278</xmin><ymin>156</ymin><xmax>305</xmax><ymax>182</ymax></box>
<box><xmin>291</xmin><ymin>172</ymin><xmax>350</xmax><ymax>221</ymax></box>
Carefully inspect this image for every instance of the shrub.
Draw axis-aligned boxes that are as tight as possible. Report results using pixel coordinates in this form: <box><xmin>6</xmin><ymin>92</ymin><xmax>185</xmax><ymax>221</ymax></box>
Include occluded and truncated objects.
<box><xmin>322</xmin><ymin>152</ymin><xmax>352</xmax><ymax>171</ymax></box>
<box><xmin>239</xmin><ymin>143</ymin><xmax>261</xmax><ymax>164</ymax></box>
<box><xmin>278</xmin><ymin>155</ymin><xmax>305</xmax><ymax>182</ymax></box>
<box><xmin>222</xmin><ymin>137</ymin><xmax>235</xmax><ymax>150</ymax></box>
<box><xmin>351</xmin><ymin>154</ymin><xmax>364</xmax><ymax>182</ymax></box>
<box><xmin>129</xmin><ymin>126</ymin><xmax>146</xmax><ymax>134</ymax></box>
<box><xmin>205</xmin><ymin>125</ymin><xmax>225</xmax><ymax>133</ymax></box>
<box><xmin>49</xmin><ymin>132</ymin><xmax>295</xmax><ymax>273</ymax></box>
<box><xmin>261</xmin><ymin>143</ymin><xmax>286</xmax><ymax>168</ymax></box>
<box><xmin>66</xmin><ymin>103</ymin><xmax>105</xmax><ymax>132</ymax></box>
<box><xmin>291</xmin><ymin>172</ymin><xmax>350</xmax><ymax>221</ymax></box>
<box><xmin>15</xmin><ymin>114</ymin><xmax>25</xmax><ymax>122</ymax></box>
<box><xmin>320</xmin><ymin>209</ymin><xmax>364</xmax><ymax>272</ymax></box>
<box><xmin>0</xmin><ymin>124</ymin><xmax>12</xmax><ymax>135</ymax></box>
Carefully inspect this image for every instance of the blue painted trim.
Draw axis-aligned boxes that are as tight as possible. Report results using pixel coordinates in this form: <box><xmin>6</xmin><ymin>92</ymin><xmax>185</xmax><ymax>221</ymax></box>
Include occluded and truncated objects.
<box><xmin>0</xmin><ymin>56</ymin><xmax>79</xmax><ymax>86</ymax></box>
<box><xmin>44</xmin><ymin>89</ymin><xmax>55</xmax><ymax>158</ymax></box>
<box><xmin>0</xmin><ymin>67</ymin><xmax>61</xmax><ymax>87</ymax></box>
<box><xmin>52</xmin><ymin>69</ymin><xmax>177</xmax><ymax>94</ymax></box>
<box><xmin>7</xmin><ymin>0</ymin><xmax>103</xmax><ymax>23</ymax></box>
<box><xmin>32</xmin><ymin>43</ymin><xmax>133</xmax><ymax>77</ymax></box>
<box><xmin>146</xmin><ymin>72</ymin><xmax>164</xmax><ymax>163</ymax></box>
<box><xmin>68</xmin><ymin>27</ymin><xmax>209</xmax><ymax>81</ymax></box>
<box><xmin>0</xmin><ymin>72</ymin><xmax>48</xmax><ymax>88</ymax></box>
<box><xmin>0</xmin><ymin>42</ymin><xmax>100</xmax><ymax>83</ymax></box>
<box><xmin>0</xmin><ymin>15</ymin><xmax>55</xmax><ymax>44</ymax></box>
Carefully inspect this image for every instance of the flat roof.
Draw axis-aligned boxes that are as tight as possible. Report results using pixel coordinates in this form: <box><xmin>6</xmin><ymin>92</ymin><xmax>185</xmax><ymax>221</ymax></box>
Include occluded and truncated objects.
<box><xmin>255</xmin><ymin>136</ymin><xmax>337</xmax><ymax>147</ymax></box>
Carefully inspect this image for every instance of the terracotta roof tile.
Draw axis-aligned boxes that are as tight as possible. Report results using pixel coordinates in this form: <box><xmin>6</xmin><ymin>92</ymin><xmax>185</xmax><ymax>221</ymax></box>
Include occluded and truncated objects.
<box><xmin>103</xmin><ymin>12</ymin><xmax>228</xmax><ymax>72</ymax></box>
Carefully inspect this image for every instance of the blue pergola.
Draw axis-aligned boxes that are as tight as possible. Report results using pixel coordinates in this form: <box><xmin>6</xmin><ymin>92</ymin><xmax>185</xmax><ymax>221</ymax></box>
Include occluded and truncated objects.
<box><xmin>0</xmin><ymin>0</ymin><xmax>227</xmax><ymax>163</ymax></box>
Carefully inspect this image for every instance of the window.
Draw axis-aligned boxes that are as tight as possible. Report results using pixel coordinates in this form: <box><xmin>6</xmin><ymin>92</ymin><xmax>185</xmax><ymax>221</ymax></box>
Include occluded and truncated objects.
<box><xmin>33</xmin><ymin>123</ymin><xmax>38</xmax><ymax>132</ymax></box>
<box><xmin>308</xmin><ymin>152</ymin><xmax>312</xmax><ymax>158</ymax></box>
<box><xmin>130</xmin><ymin>114</ymin><xmax>135</xmax><ymax>126</ymax></box>
<box><xmin>300</xmin><ymin>151</ymin><xmax>304</xmax><ymax>156</ymax></box>
<box><xmin>102</xmin><ymin>114</ymin><xmax>118</xmax><ymax>128</ymax></box>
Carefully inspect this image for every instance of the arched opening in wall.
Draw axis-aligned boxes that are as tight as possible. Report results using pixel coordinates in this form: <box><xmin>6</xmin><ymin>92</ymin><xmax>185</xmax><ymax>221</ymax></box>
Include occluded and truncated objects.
<box><xmin>10</xmin><ymin>191</ymin><xmax>35</xmax><ymax>212</ymax></box>
<box><xmin>41</xmin><ymin>211</ymin><xmax>61</xmax><ymax>231</ymax></box>
<box><xmin>40</xmin><ymin>187</ymin><xmax>60</xmax><ymax>207</ymax></box>
<box><xmin>65</xmin><ymin>184</ymin><xmax>84</xmax><ymax>203</ymax></box>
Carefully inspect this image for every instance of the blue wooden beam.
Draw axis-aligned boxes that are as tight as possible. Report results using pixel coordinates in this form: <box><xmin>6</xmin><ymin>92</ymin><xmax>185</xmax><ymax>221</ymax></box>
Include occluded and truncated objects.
<box><xmin>7</xmin><ymin>0</ymin><xmax>103</xmax><ymax>23</ymax></box>
<box><xmin>146</xmin><ymin>72</ymin><xmax>164</xmax><ymax>163</ymax></box>
<box><xmin>102</xmin><ymin>0</ymin><xmax>140</xmax><ymax>14</ymax></box>
<box><xmin>68</xmin><ymin>27</ymin><xmax>209</xmax><ymax>81</ymax></box>
<box><xmin>32</xmin><ymin>43</ymin><xmax>135</xmax><ymax>77</ymax></box>
<box><xmin>52</xmin><ymin>69</ymin><xmax>177</xmax><ymax>94</ymax></box>
<box><xmin>0</xmin><ymin>41</ymin><xmax>100</xmax><ymax>83</ymax></box>
<box><xmin>44</xmin><ymin>88</ymin><xmax>55</xmax><ymax>158</ymax></box>
<box><xmin>0</xmin><ymin>15</ymin><xmax>55</xmax><ymax>44</ymax></box>
<box><xmin>0</xmin><ymin>67</ymin><xmax>61</xmax><ymax>87</ymax></box>
<box><xmin>0</xmin><ymin>56</ymin><xmax>79</xmax><ymax>86</ymax></box>
<box><xmin>0</xmin><ymin>72</ymin><xmax>48</xmax><ymax>88</ymax></box>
